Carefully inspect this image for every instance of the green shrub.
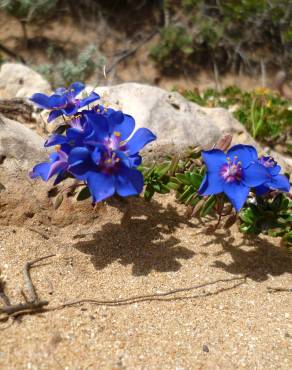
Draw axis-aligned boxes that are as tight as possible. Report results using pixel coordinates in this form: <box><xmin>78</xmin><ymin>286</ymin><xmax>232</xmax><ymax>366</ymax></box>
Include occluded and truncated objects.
<box><xmin>151</xmin><ymin>0</ymin><xmax>292</xmax><ymax>73</ymax></box>
<box><xmin>183</xmin><ymin>86</ymin><xmax>292</xmax><ymax>154</ymax></box>
<box><xmin>150</xmin><ymin>26</ymin><xmax>193</xmax><ymax>71</ymax></box>
<box><xmin>35</xmin><ymin>44</ymin><xmax>107</xmax><ymax>87</ymax></box>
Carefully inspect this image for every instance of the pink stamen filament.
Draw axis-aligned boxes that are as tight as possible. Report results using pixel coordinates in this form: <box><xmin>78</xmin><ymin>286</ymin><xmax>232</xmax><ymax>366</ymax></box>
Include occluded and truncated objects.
<box><xmin>220</xmin><ymin>157</ymin><xmax>242</xmax><ymax>183</ymax></box>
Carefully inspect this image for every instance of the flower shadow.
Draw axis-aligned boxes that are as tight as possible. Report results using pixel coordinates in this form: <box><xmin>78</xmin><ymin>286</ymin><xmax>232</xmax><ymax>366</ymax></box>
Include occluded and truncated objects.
<box><xmin>202</xmin><ymin>230</ymin><xmax>292</xmax><ymax>281</ymax></box>
<box><xmin>72</xmin><ymin>197</ymin><xmax>195</xmax><ymax>276</ymax></box>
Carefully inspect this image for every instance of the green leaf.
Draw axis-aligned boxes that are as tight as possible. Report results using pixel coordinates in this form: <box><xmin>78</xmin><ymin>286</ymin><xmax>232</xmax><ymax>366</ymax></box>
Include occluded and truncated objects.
<box><xmin>166</xmin><ymin>181</ymin><xmax>180</xmax><ymax>190</ymax></box>
<box><xmin>53</xmin><ymin>124</ymin><xmax>70</xmax><ymax>135</ymax></box>
<box><xmin>189</xmin><ymin>172</ymin><xmax>203</xmax><ymax>188</ymax></box>
<box><xmin>239</xmin><ymin>207</ymin><xmax>255</xmax><ymax>224</ymax></box>
<box><xmin>153</xmin><ymin>184</ymin><xmax>161</xmax><ymax>192</ymax></box>
<box><xmin>270</xmin><ymin>193</ymin><xmax>283</xmax><ymax>211</ymax></box>
<box><xmin>54</xmin><ymin>193</ymin><xmax>64</xmax><ymax>210</ymax></box>
<box><xmin>168</xmin><ymin>156</ymin><xmax>180</xmax><ymax>175</ymax></box>
<box><xmin>191</xmin><ymin>198</ymin><xmax>205</xmax><ymax>216</ymax></box>
<box><xmin>144</xmin><ymin>186</ymin><xmax>155</xmax><ymax>201</ymax></box>
<box><xmin>178</xmin><ymin>185</ymin><xmax>194</xmax><ymax>202</ymax></box>
<box><xmin>200</xmin><ymin>195</ymin><xmax>216</xmax><ymax>217</ymax></box>
<box><xmin>175</xmin><ymin>173</ymin><xmax>191</xmax><ymax>185</ymax></box>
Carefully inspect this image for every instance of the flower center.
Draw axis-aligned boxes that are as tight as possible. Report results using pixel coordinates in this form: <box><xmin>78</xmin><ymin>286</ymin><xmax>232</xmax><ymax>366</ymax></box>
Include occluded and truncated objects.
<box><xmin>220</xmin><ymin>156</ymin><xmax>242</xmax><ymax>183</ymax></box>
<box><xmin>99</xmin><ymin>132</ymin><xmax>123</xmax><ymax>173</ymax></box>
<box><xmin>69</xmin><ymin>115</ymin><xmax>84</xmax><ymax>131</ymax></box>
<box><xmin>259</xmin><ymin>156</ymin><xmax>276</xmax><ymax>168</ymax></box>
<box><xmin>104</xmin><ymin>131</ymin><xmax>121</xmax><ymax>151</ymax></box>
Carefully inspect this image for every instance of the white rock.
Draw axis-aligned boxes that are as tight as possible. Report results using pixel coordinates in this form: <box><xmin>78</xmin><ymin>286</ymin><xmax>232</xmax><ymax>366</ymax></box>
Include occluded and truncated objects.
<box><xmin>0</xmin><ymin>115</ymin><xmax>47</xmax><ymax>173</ymax></box>
<box><xmin>88</xmin><ymin>83</ymin><xmax>252</xmax><ymax>156</ymax></box>
<box><xmin>88</xmin><ymin>83</ymin><xmax>291</xmax><ymax>171</ymax></box>
<box><xmin>0</xmin><ymin>63</ymin><xmax>51</xmax><ymax>99</ymax></box>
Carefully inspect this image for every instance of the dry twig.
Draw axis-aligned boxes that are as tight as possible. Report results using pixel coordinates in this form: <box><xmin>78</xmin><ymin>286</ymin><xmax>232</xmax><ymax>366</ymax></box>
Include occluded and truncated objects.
<box><xmin>0</xmin><ymin>254</ymin><xmax>55</xmax><ymax>323</ymax></box>
<box><xmin>106</xmin><ymin>30</ymin><xmax>158</xmax><ymax>74</ymax></box>
<box><xmin>1</xmin><ymin>253</ymin><xmax>246</xmax><ymax>326</ymax></box>
<box><xmin>267</xmin><ymin>286</ymin><xmax>292</xmax><ymax>293</ymax></box>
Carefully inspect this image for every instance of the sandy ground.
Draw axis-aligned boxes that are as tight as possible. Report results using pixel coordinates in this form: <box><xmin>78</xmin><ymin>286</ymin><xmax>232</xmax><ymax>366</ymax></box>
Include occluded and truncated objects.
<box><xmin>0</xmin><ymin>194</ymin><xmax>291</xmax><ymax>370</ymax></box>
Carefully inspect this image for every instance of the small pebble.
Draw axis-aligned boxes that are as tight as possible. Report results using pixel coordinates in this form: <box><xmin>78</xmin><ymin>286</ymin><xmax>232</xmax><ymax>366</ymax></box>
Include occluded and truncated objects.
<box><xmin>203</xmin><ymin>344</ymin><xmax>209</xmax><ymax>353</ymax></box>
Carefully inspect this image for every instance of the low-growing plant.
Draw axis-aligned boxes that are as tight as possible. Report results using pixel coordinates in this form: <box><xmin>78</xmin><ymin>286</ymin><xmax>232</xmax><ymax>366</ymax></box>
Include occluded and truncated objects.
<box><xmin>29</xmin><ymin>82</ymin><xmax>291</xmax><ymax>250</ymax></box>
<box><xmin>150</xmin><ymin>26</ymin><xmax>194</xmax><ymax>72</ymax></box>
<box><xmin>35</xmin><ymin>44</ymin><xmax>107</xmax><ymax>88</ymax></box>
<box><xmin>151</xmin><ymin>0</ymin><xmax>292</xmax><ymax>73</ymax></box>
<box><xmin>141</xmin><ymin>143</ymin><xmax>291</xmax><ymax>248</ymax></box>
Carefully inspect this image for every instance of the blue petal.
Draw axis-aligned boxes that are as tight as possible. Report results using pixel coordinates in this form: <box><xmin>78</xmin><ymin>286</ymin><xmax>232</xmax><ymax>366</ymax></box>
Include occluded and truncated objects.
<box><xmin>126</xmin><ymin>128</ymin><xmax>156</xmax><ymax>155</ymax></box>
<box><xmin>115</xmin><ymin>166</ymin><xmax>144</xmax><ymax>197</ymax></box>
<box><xmin>30</xmin><ymin>93</ymin><xmax>67</xmax><ymax>110</ymax></box>
<box><xmin>87</xmin><ymin>172</ymin><xmax>115</xmax><ymax>202</ymax></box>
<box><xmin>68</xmin><ymin>147</ymin><xmax>91</xmax><ymax>167</ymax></box>
<box><xmin>268</xmin><ymin>174</ymin><xmax>290</xmax><ymax>192</ymax></box>
<box><xmin>227</xmin><ymin>145</ymin><xmax>258</xmax><ymax>168</ymax></box>
<box><xmin>107</xmin><ymin>110</ymin><xmax>124</xmax><ymax>133</ymax></box>
<box><xmin>254</xmin><ymin>184</ymin><xmax>270</xmax><ymax>196</ymax></box>
<box><xmin>59</xmin><ymin>143</ymin><xmax>72</xmax><ymax>155</ymax></box>
<box><xmin>29</xmin><ymin>162</ymin><xmax>50</xmax><ymax>181</ymax></box>
<box><xmin>48</xmin><ymin>94</ymin><xmax>67</xmax><ymax>108</ymax></box>
<box><xmin>91</xmin><ymin>147</ymin><xmax>102</xmax><ymax>164</ymax></box>
<box><xmin>113</xmin><ymin>113</ymin><xmax>135</xmax><ymax>141</ymax></box>
<box><xmin>45</xmin><ymin>134</ymin><xmax>68</xmax><ymax>147</ymax></box>
<box><xmin>198</xmin><ymin>173</ymin><xmax>223</xmax><ymax>195</ymax></box>
<box><xmin>85</xmin><ymin>112</ymin><xmax>109</xmax><ymax>142</ymax></box>
<box><xmin>48</xmin><ymin>109</ymin><xmax>63</xmax><ymax>123</ymax></box>
<box><xmin>30</xmin><ymin>93</ymin><xmax>50</xmax><ymax>108</ymax></box>
<box><xmin>47</xmin><ymin>160</ymin><xmax>67</xmax><ymax>179</ymax></box>
<box><xmin>69</xmin><ymin>161</ymin><xmax>95</xmax><ymax>181</ymax></box>
<box><xmin>69</xmin><ymin>82</ymin><xmax>85</xmax><ymax>97</ymax></box>
<box><xmin>115</xmin><ymin>151</ymin><xmax>130</xmax><ymax>167</ymax></box>
<box><xmin>201</xmin><ymin>149</ymin><xmax>226</xmax><ymax>173</ymax></box>
<box><xmin>49</xmin><ymin>152</ymin><xmax>60</xmax><ymax>162</ymax></box>
<box><xmin>223</xmin><ymin>182</ymin><xmax>250</xmax><ymax>212</ymax></box>
<box><xmin>66</xmin><ymin>128</ymin><xmax>89</xmax><ymax>146</ymax></box>
<box><xmin>79</xmin><ymin>92</ymin><xmax>100</xmax><ymax>107</ymax></box>
<box><xmin>128</xmin><ymin>155</ymin><xmax>142</xmax><ymax>168</ymax></box>
<box><xmin>63</xmin><ymin>104</ymin><xmax>79</xmax><ymax>116</ymax></box>
<box><xmin>242</xmin><ymin>163</ymin><xmax>269</xmax><ymax>187</ymax></box>
<box><xmin>268</xmin><ymin>164</ymin><xmax>281</xmax><ymax>176</ymax></box>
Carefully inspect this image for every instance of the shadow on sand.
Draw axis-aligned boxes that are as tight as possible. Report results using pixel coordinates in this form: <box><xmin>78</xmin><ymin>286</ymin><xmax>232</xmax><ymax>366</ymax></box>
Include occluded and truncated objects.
<box><xmin>72</xmin><ymin>197</ymin><xmax>195</xmax><ymax>276</ymax></box>
<box><xmin>201</xmin><ymin>229</ymin><xmax>292</xmax><ymax>281</ymax></box>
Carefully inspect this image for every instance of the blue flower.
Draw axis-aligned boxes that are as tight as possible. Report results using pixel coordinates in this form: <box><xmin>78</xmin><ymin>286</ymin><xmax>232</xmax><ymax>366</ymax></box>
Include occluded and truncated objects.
<box><xmin>67</xmin><ymin>110</ymin><xmax>156</xmax><ymax>202</ymax></box>
<box><xmin>30</xmin><ymin>82</ymin><xmax>100</xmax><ymax>123</ymax></box>
<box><xmin>29</xmin><ymin>146</ymin><xmax>70</xmax><ymax>185</ymax></box>
<box><xmin>254</xmin><ymin>156</ymin><xmax>290</xmax><ymax>195</ymax></box>
<box><xmin>199</xmin><ymin>144</ymin><xmax>269</xmax><ymax>212</ymax></box>
<box><xmin>44</xmin><ymin>114</ymin><xmax>93</xmax><ymax>148</ymax></box>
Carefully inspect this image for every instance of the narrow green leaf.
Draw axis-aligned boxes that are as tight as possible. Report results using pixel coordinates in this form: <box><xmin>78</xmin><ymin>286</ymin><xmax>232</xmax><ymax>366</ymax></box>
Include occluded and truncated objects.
<box><xmin>200</xmin><ymin>195</ymin><xmax>216</xmax><ymax>217</ymax></box>
<box><xmin>76</xmin><ymin>186</ymin><xmax>91</xmax><ymax>201</ymax></box>
<box><xmin>54</xmin><ymin>193</ymin><xmax>64</xmax><ymax>210</ymax></box>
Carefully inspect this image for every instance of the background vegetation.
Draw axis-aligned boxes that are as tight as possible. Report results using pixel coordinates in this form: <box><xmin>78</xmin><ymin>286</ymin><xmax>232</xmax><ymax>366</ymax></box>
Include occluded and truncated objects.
<box><xmin>0</xmin><ymin>1</ymin><xmax>291</xmax><ymax>153</ymax></box>
<box><xmin>1</xmin><ymin>0</ymin><xmax>291</xmax><ymax>77</ymax></box>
